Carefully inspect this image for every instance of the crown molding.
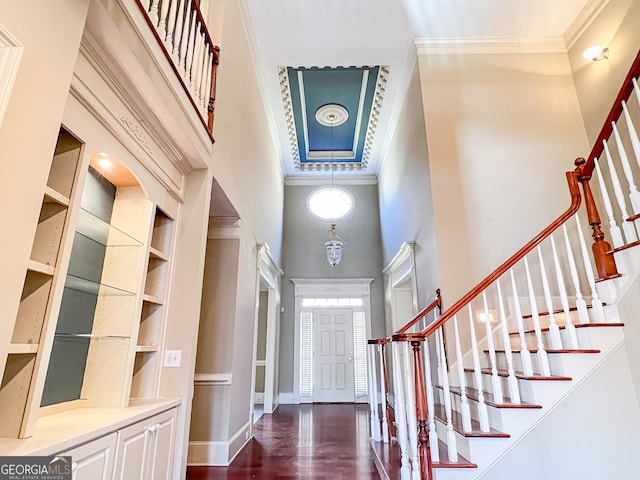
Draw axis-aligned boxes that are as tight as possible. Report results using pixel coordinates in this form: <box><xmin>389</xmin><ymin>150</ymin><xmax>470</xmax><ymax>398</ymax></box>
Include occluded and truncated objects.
<box><xmin>415</xmin><ymin>36</ymin><xmax>567</xmax><ymax>55</ymax></box>
<box><xmin>563</xmin><ymin>0</ymin><xmax>610</xmax><ymax>49</ymax></box>
<box><xmin>284</xmin><ymin>174</ymin><xmax>377</xmax><ymax>186</ymax></box>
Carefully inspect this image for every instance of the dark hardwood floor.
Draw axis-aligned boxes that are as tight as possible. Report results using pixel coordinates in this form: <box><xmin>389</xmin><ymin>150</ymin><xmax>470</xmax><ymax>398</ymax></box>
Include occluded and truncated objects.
<box><xmin>187</xmin><ymin>404</ymin><xmax>380</xmax><ymax>479</ymax></box>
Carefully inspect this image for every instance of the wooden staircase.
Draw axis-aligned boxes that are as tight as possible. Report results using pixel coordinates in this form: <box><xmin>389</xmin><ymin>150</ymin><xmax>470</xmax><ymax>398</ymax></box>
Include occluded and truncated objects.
<box><xmin>368</xmin><ymin>50</ymin><xmax>640</xmax><ymax>480</ymax></box>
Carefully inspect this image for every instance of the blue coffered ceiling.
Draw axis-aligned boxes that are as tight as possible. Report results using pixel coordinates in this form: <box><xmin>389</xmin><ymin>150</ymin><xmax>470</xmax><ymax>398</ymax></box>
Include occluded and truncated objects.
<box><xmin>280</xmin><ymin>65</ymin><xmax>388</xmax><ymax>172</ymax></box>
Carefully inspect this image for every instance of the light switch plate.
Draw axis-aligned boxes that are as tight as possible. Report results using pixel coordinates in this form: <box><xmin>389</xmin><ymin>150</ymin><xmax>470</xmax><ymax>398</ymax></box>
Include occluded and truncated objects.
<box><xmin>164</xmin><ymin>350</ymin><xmax>182</xmax><ymax>367</ymax></box>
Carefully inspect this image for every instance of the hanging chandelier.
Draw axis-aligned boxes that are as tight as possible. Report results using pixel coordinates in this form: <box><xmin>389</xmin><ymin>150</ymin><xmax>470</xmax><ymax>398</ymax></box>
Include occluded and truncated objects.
<box><xmin>325</xmin><ymin>223</ymin><xmax>345</xmax><ymax>267</ymax></box>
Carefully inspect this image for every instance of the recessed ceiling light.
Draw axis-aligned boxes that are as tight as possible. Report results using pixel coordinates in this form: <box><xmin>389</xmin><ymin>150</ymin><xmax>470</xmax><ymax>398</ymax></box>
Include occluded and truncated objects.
<box><xmin>98</xmin><ymin>158</ymin><xmax>112</xmax><ymax>169</ymax></box>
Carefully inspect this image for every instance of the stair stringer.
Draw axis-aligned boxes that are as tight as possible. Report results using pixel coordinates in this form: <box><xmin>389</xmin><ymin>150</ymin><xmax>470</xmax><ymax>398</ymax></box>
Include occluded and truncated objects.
<box><xmin>433</xmin><ymin>326</ymin><xmax>637</xmax><ymax>480</ymax></box>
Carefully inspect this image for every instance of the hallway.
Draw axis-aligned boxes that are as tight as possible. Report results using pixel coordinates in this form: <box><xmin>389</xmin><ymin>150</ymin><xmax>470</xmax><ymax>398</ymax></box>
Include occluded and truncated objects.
<box><xmin>186</xmin><ymin>404</ymin><xmax>380</xmax><ymax>479</ymax></box>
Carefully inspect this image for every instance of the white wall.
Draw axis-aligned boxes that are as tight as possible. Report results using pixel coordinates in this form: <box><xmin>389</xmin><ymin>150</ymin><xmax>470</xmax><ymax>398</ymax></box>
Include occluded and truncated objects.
<box><xmin>189</xmin><ymin>0</ymin><xmax>285</xmax><ymax>465</ymax></box>
<box><xmin>417</xmin><ymin>49</ymin><xmax>590</xmax><ymax>303</ymax></box>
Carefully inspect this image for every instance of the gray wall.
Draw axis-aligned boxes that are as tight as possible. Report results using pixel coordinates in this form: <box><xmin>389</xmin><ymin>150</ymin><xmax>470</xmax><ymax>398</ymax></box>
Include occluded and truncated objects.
<box><xmin>279</xmin><ymin>184</ymin><xmax>386</xmax><ymax>394</ymax></box>
<box><xmin>378</xmin><ymin>60</ymin><xmax>440</xmax><ymax>314</ymax></box>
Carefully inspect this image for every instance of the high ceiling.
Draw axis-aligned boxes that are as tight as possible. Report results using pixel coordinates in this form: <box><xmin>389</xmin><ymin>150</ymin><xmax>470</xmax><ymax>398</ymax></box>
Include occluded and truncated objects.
<box><xmin>243</xmin><ymin>0</ymin><xmax>593</xmax><ymax>182</ymax></box>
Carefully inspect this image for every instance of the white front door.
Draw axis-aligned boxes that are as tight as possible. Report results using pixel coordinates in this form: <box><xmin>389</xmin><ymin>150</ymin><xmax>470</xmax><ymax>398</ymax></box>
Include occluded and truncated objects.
<box><xmin>312</xmin><ymin>308</ymin><xmax>355</xmax><ymax>402</ymax></box>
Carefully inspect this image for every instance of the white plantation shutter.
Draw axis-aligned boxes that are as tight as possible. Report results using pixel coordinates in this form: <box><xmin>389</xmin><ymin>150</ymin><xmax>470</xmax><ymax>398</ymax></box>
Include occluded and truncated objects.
<box><xmin>353</xmin><ymin>310</ymin><xmax>368</xmax><ymax>397</ymax></box>
<box><xmin>299</xmin><ymin>311</ymin><xmax>313</xmax><ymax>398</ymax></box>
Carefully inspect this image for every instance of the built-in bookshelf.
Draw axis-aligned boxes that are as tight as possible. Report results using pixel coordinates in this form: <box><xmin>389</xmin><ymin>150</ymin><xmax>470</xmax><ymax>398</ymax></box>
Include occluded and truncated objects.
<box><xmin>131</xmin><ymin>208</ymin><xmax>174</xmax><ymax>400</ymax></box>
<box><xmin>0</xmin><ymin>128</ymin><xmax>82</xmax><ymax>437</ymax></box>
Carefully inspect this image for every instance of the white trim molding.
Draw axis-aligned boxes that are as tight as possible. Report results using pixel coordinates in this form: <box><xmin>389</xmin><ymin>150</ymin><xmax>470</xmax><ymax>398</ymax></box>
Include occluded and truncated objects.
<box><xmin>564</xmin><ymin>0</ymin><xmax>611</xmax><ymax>49</ymax></box>
<box><xmin>0</xmin><ymin>24</ymin><xmax>24</xmax><ymax>129</ymax></box>
<box><xmin>384</xmin><ymin>242</ymin><xmax>419</xmax><ymax>330</ymax></box>
<box><xmin>291</xmin><ymin>278</ymin><xmax>374</xmax><ymax>404</ymax></box>
<box><xmin>415</xmin><ymin>36</ymin><xmax>567</xmax><ymax>55</ymax></box>
<box><xmin>193</xmin><ymin>373</ymin><xmax>232</xmax><ymax>386</ymax></box>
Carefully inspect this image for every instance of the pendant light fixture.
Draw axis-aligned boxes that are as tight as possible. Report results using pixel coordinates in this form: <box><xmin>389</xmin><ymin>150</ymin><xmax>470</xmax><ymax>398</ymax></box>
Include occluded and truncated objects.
<box><xmin>322</xmin><ymin>110</ymin><xmax>346</xmax><ymax>266</ymax></box>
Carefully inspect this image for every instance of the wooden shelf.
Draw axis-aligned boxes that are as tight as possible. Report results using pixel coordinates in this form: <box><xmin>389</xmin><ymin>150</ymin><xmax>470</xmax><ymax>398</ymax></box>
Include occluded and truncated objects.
<box><xmin>27</xmin><ymin>260</ymin><xmax>55</xmax><ymax>276</ymax></box>
<box><xmin>142</xmin><ymin>294</ymin><xmax>164</xmax><ymax>305</ymax></box>
<box><xmin>135</xmin><ymin>345</ymin><xmax>158</xmax><ymax>353</ymax></box>
<box><xmin>149</xmin><ymin>246</ymin><xmax>168</xmax><ymax>261</ymax></box>
<box><xmin>43</xmin><ymin>186</ymin><xmax>70</xmax><ymax>207</ymax></box>
<box><xmin>8</xmin><ymin>343</ymin><xmax>39</xmax><ymax>354</ymax></box>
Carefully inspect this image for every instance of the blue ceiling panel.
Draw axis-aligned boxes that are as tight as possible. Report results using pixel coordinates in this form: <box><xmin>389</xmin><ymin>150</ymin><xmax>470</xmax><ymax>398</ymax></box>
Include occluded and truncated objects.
<box><xmin>286</xmin><ymin>66</ymin><xmax>380</xmax><ymax>165</ymax></box>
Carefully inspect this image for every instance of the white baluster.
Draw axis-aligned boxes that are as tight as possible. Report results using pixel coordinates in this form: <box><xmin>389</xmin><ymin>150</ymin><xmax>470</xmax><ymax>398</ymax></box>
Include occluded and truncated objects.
<box><xmin>550</xmin><ymin>233</ymin><xmax>579</xmax><ymax>349</ymax></box>
<box><xmin>420</xmin><ymin>339</ymin><xmax>440</xmax><ymax>465</ymax></box>
<box><xmin>378</xmin><ymin>345</ymin><xmax>389</xmax><ymax>443</ymax></box>
<box><xmin>537</xmin><ymin>245</ymin><xmax>562</xmax><ymax>349</ymax></box>
<box><xmin>623</xmin><ymin>102</ymin><xmax>640</xmax><ymax>171</ymax></box>
<box><xmin>634</xmin><ymin>78</ymin><xmax>640</xmax><ymax>108</ymax></box>
<box><xmin>562</xmin><ymin>224</ymin><xmax>591</xmax><ymax>324</ymax></box>
<box><xmin>482</xmin><ymin>291</ymin><xmax>503</xmax><ymax>403</ymax></box>
<box><xmin>368</xmin><ymin>344</ymin><xmax>381</xmax><ymax>441</ymax></box>
<box><xmin>509</xmin><ymin>269</ymin><xmax>534</xmax><ymax>376</ymax></box>
<box><xmin>434</xmin><ymin>324</ymin><xmax>444</xmax><ymax>387</ymax></box>
<box><xmin>612</xmin><ymin>122</ymin><xmax>640</xmax><ymax>214</ymax></box>
<box><xmin>603</xmin><ymin>139</ymin><xmax>638</xmax><ymax>243</ymax></box>
<box><xmin>184</xmin><ymin>13</ymin><xmax>197</xmax><ymax>83</ymax></box>
<box><xmin>149</xmin><ymin>0</ymin><xmax>161</xmax><ymax>26</ymax></box>
<box><xmin>192</xmin><ymin>31</ymin><xmax>204</xmax><ymax>94</ymax></box>
<box><xmin>173</xmin><ymin>0</ymin><xmax>187</xmax><ymax>63</ymax></box>
<box><xmin>203</xmin><ymin>51</ymin><xmax>214</xmax><ymax>118</ymax></box>
<box><xmin>575</xmin><ymin>215</ymin><xmax>606</xmax><ymax>322</ymax></box>
<box><xmin>496</xmin><ymin>279</ymin><xmax>520</xmax><ymax>403</ymax></box>
<box><xmin>166</xmin><ymin>0</ymin><xmax>179</xmax><ymax>49</ymax></box>
<box><xmin>467</xmin><ymin>304</ymin><xmax>489</xmax><ymax>432</ymax></box>
<box><xmin>524</xmin><ymin>256</ymin><xmax>551</xmax><ymax>376</ymax></box>
<box><xmin>453</xmin><ymin>314</ymin><xmax>472</xmax><ymax>431</ymax></box>
<box><xmin>436</xmin><ymin>327</ymin><xmax>458</xmax><ymax>461</ymax></box>
<box><xmin>178</xmin><ymin>1</ymin><xmax>193</xmax><ymax>75</ymax></box>
<box><xmin>199</xmin><ymin>48</ymin><xmax>212</xmax><ymax>113</ymax></box>
<box><xmin>594</xmin><ymin>156</ymin><xmax>624</xmax><ymax>247</ymax></box>
<box><xmin>391</xmin><ymin>342</ymin><xmax>411</xmax><ymax>480</ymax></box>
<box><xmin>158</xmin><ymin>0</ymin><xmax>171</xmax><ymax>41</ymax></box>
<box><xmin>401</xmin><ymin>342</ymin><xmax>422</xmax><ymax>480</ymax></box>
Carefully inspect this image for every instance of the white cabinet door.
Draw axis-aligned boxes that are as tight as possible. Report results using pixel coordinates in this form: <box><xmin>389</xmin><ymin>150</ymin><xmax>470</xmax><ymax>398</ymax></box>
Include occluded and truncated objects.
<box><xmin>147</xmin><ymin>409</ymin><xmax>177</xmax><ymax>480</ymax></box>
<box><xmin>113</xmin><ymin>408</ymin><xmax>177</xmax><ymax>480</ymax></box>
<box><xmin>65</xmin><ymin>432</ymin><xmax>117</xmax><ymax>480</ymax></box>
<box><xmin>113</xmin><ymin>418</ymin><xmax>153</xmax><ymax>480</ymax></box>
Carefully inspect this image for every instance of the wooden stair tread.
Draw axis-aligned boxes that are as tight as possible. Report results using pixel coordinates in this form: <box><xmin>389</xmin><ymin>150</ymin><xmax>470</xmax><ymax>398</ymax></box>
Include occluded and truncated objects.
<box><xmin>436</xmin><ymin>385</ymin><xmax>542</xmax><ymax>409</ymax></box>
<box><xmin>464</xmin><ymin>366</ymin><xmax>572</xmax><ymax>381</ymax></box>
<box><xmin>433</xmin><ymin>439</ymin><xmax>477</xmax><ymax>468</ymax></box>
<box><xmin>508</xmin><ymin>322</ymin><xmax>624</xmax><ymax>336</ymax></box>
<box><xmin>520</xmin><ymin>304</ymin><xmax>598</xmax><ymax>320</ymax></box>
<box><xmin>433</xmin><ymin>403</ymin><xmax>510</xmax><ymax>438</ymax></box>
<box><xmin>609</xmin><ymin>238</ymin><xmax>640</xmax><ymax>254</ymax></box>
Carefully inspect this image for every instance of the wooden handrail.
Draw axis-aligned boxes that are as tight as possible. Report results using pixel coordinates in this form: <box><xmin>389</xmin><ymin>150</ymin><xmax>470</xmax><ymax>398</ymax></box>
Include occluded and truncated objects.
<box><xmin>419</xmin><ymin>170</ymin><xmax>582</xmax><ymax>338</ymax></box>
<box><xmin>581</xmin><ymin>49</ymin><xmax>640</xmax><ymax>178</ymax></box>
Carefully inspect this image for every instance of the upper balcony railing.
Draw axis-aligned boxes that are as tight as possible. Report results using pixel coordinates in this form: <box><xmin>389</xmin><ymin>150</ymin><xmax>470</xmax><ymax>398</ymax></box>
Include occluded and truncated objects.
<box><xmin>136</xmin><ymin>0</ymin><xmax>220</xmax><ymax>140</ymax></box>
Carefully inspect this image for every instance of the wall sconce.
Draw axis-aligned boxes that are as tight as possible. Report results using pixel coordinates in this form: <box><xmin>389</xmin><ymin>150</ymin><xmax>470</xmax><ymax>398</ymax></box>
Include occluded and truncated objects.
<box><xmin>582</xmin><ymin>45</ymin><xmax>609</xmax><ymax>61</ymax></box>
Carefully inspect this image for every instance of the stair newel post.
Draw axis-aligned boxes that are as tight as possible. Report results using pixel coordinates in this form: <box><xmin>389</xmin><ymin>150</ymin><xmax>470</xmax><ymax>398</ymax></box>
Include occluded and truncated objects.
<box><xmin>379</xmin><ymin>341</ymin><xmax>391</xmax><ymax>442</ymax></box>
<box><xmin>398</xmin><ymin>338</ymin><xmax>422</xmax><ymax>480</ymax></box>
<box><xmin>367</xmin><ymin>340</ymin><xmax>381</xmax><ymax>441</ymax></box>
<box><xmin>208</xmin><ymin>46</ymin><xmax>220</xmax><ymax>135</ymax></box>
<box><xmin>575</xmin><ymin>157</ymin><xmax>619</xmax><ymax>280</ymax></box>
<box><xmin>411</xmin><ymin>337</ymin><xmax>433</xmax><ymax>480</ymax></box>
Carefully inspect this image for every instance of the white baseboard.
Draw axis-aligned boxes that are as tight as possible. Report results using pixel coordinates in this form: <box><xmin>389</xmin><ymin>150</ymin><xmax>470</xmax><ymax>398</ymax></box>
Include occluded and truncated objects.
<box><xmin>187</xmin><ymin>420</ymin><xmax>252</xmax><ymax>466</ymax></box>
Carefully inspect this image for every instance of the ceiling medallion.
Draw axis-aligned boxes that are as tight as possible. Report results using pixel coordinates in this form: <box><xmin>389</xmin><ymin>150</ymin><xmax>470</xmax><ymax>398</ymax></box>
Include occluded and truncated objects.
<box><xmin>315</xmin><ymin>104</ymin><xmax>349</xmax><ymax>127</ymax></box>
